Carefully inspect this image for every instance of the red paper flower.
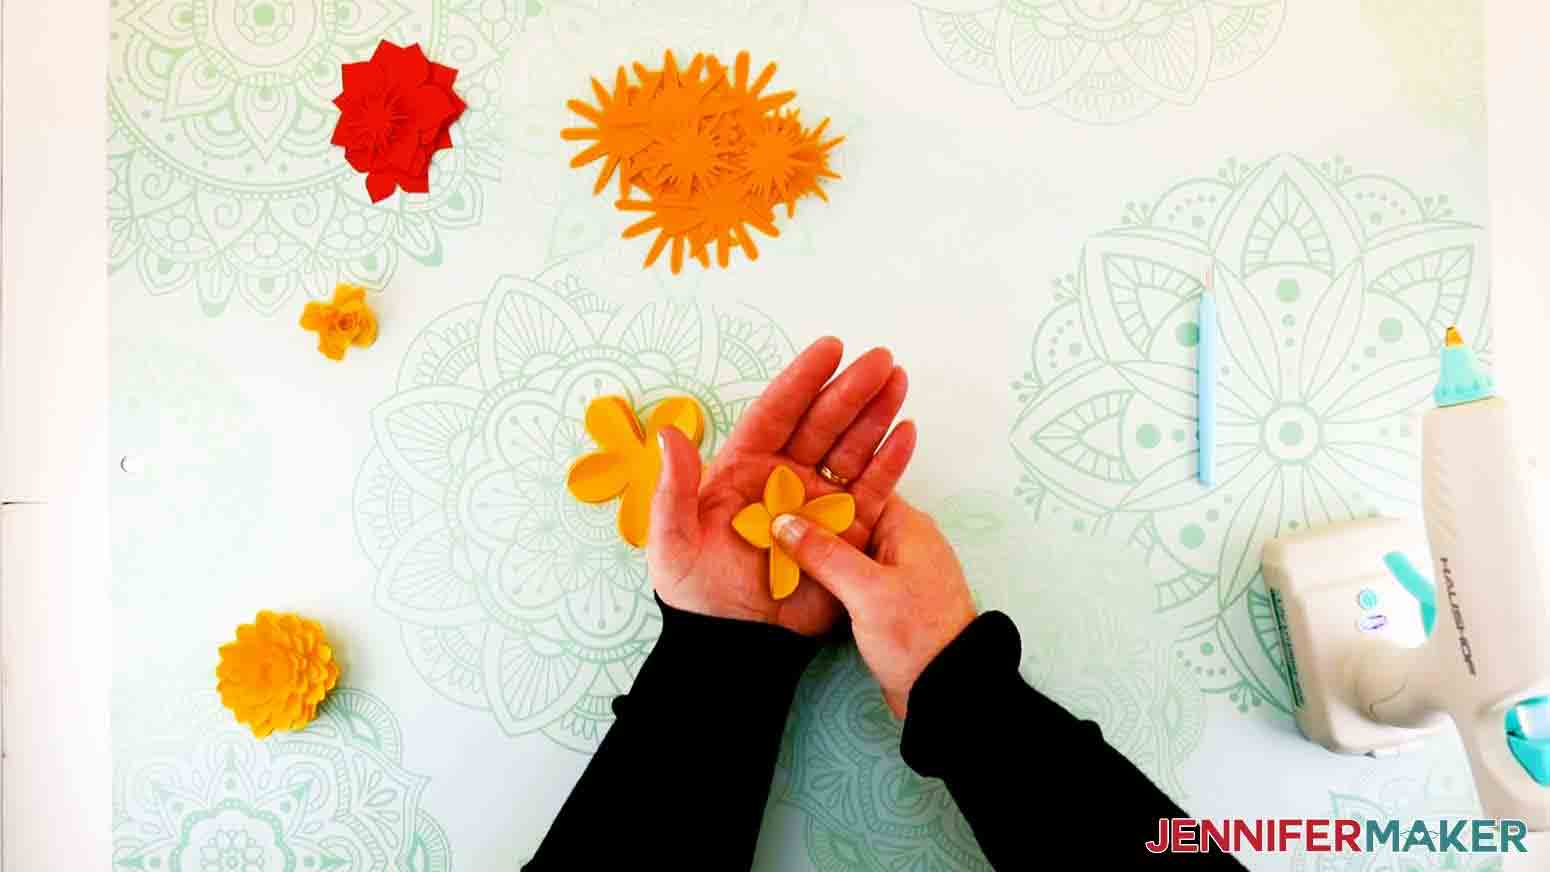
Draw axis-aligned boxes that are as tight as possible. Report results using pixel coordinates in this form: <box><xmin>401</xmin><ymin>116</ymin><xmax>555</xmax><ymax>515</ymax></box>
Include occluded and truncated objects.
<box><xmin>331</xmin><ymin>41</ymin><xmax>466</xmax><ymax>203</ymax></box>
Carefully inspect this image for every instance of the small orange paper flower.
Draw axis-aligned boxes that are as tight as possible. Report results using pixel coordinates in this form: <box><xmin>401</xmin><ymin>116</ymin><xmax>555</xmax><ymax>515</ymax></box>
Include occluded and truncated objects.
<box><xmin>300</xmin><ymin>283</ymin><xmax>378</xmax><ymax>361</ymax></box>
<box><xmin>216</xmin><ymin>611</ymin><xmax>341</xmax><ymax>739</ymax></box>
<box><xmin>563</xmin><ymin>68</ymin><xmax>652</xmax><ymax>197</ymax></box>
<box><xmin>566</xmin><ymin>395</ymin><xmax>705</xmax><ymax>547</ymax></box>
<box><xmin>563</xmin><ymin>50</ymin><xmax>842</xmax><ymax>273</ymax></box>
<box><xmin>618</xmin><ymin>180</ymin><xmax>780</xmax><ymax>272</ymax></box>
<box><xmin>732</xmin><ymin>465</ymin><xmax>855</xmax><ymax>600</ymax></box>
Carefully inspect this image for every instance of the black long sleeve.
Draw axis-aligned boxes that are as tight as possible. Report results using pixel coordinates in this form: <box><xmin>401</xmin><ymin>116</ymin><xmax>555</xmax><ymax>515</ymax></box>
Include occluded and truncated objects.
<box><xmin>901</xmin><ymin>611</ymin><xmax>1248</xmax><ymax>869</ymax></box>
<box><xmin>526</xmin><ymin>600</ymin><xmax>1246</xmax><ymax>870</ymax></box>
<box><xmin>524</xmin><ymin>595</ymin><xmax>819</xmax><ymax>870</ymax></box>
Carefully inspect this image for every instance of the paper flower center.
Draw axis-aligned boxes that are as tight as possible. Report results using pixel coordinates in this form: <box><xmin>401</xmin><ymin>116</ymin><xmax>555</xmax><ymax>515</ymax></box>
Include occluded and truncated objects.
<box><xmin>358</xmin><ymin>95</ymin><xmax>407</xmax><ymax>148</ymax></box>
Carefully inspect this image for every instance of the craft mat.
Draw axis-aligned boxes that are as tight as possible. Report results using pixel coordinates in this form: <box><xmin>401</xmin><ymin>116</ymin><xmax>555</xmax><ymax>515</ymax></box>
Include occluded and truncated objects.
<box><xmin>108</xmin><ymin>1</ymin><xmax>1494</xmax><ymax>868</ymax></box>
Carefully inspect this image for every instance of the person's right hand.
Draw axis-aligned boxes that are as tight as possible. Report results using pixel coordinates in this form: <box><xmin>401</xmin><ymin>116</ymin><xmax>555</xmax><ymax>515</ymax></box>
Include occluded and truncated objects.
<box><xmin>771</xmin><ymin>495</ymin><xmax>977</xmax><ymax>719</ymax></box>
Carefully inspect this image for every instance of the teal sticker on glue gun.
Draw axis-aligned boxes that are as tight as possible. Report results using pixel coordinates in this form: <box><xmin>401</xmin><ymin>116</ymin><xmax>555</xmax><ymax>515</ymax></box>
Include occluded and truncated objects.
<box><xmin>1435</xmin><ymin>326</ymin><xmax>1495</xmax><ymax>407</ymax></box>
<box><xmin>1506</xmin><ymin>698</ymin><xmax>1550</xmax><ymax>787</ymax></box>
<box><xmin>1382</xmin><ymin>551</ymin><xmax>1436</xmax><ymax>637</ymax></box>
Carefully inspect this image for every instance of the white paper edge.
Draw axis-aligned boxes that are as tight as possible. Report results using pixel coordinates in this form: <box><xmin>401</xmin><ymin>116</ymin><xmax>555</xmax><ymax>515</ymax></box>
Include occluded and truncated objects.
<box><xmin>0</xmin><ymin>1</ymin><xmax>112</xmax><ymax>868</ymax></box>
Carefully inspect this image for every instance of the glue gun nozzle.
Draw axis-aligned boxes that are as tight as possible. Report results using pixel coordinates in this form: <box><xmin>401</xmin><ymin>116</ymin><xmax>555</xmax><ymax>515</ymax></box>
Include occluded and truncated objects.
<box><xmin>1445</xmin><ymin>325</ymin><xmax>1464</xmax><ymax>347</ymax></box>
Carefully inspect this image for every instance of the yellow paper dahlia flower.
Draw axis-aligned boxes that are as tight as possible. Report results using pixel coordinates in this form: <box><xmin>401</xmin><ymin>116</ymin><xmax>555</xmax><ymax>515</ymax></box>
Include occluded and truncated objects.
<box><xmin>216</xmin><ymin>611</ymin><xmax>342</xmax><ymax>738</ymax></box>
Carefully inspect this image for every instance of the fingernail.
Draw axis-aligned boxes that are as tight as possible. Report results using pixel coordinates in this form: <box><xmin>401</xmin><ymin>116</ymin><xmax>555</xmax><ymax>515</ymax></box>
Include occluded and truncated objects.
<box><xmin>771</xmin><ymin>513</ymin><xmax>805</xmax><ymax>545</ymax></box>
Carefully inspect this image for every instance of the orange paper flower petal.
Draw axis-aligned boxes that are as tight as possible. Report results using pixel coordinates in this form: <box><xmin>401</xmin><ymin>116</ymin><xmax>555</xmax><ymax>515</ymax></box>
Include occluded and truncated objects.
<box><xmin>567</xmin><ymin>451</ymin><xmax>632</xmax><ymax>503</ymax></box>
<box><xmin>299</xmin><ymin>301</ymin><xmax>332</xmax><ymax>331</ymax></box>
<box><xmin>687</xmin><ymin>179</ymin><xmax>778</xmax><ymax>269</ymax></box>
<box><xmin>770</xmin><ymin>546</ymin><xmax>800</xmax><ymax>600</ymax></box>
<box><xmin>333</xmin><ymin>283</ymin><xmax>367</xmax><ymax>306</ymax></box>
<box><xmin>799</xmin><ymin>492</ymin><xmax>856</xmax><ymax>533</ymax></box>
<box><xmin>318</xmin><ymin>331</ymin><xmax>351</xmax><ymax>361</ymax></box>
<box><xmin>732</xmin><ymin>503</ymin><xmax>773</xmax><ymax>549</ymax></box>
<box><xmin>584</xmin><ymin>395</ymin><xmax>645</xmax><ymax>453</ymax></box>
<box><xmin>645</xmin><ymin>396</ymin><xmax>705</xmax><ymax>445</ymax></box>
<box><xmin>562</xmin><ymin>67</ymin><xmax>653</xmax><ymax>197</ymax></box>
<box><xmin>617</xmin><ymin>480</ymin><xmax>653</xmax><ymax>547</ymax></box>
<box><xmin>734</xmin><ymin>51</ymin><xmax>794</xmax><ymax>113</ymax></box>
<box><xmin>763</xmin><ymin>464</ymin><xmax>805</xmax><ymax>516</ymax></box>
<box><xmin>353</xmin><ymin>307</ymin><xmax>378</xmax><ymax>347</ymax></box>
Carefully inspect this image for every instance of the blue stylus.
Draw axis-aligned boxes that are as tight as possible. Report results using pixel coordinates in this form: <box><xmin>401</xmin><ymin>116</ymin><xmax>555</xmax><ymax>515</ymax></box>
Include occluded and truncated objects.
<box><xmin>1198</xmin><ymin>289</ymin><xmax>1217</xmax><ymax>485</ymax></box>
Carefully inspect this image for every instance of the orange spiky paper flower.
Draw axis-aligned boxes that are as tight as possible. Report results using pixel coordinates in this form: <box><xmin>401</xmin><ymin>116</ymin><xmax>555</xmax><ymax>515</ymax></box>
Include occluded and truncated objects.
<box><xmin>562</xmin><ymin>50</ymin><xmax>843</xmax><ymax>273</ymax></box>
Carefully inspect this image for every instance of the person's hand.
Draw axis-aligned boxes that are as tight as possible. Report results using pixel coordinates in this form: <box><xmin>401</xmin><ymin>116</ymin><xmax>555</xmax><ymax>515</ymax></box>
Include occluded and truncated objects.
<box><xmin>769</xmin><ymin>496</ymin><xmax>976</xmax><ymax>718</ymax></box>
<box><xmin>648</xmin><ymin>337</ymin><xmax>916</xmax><ymax>638</ymax></box>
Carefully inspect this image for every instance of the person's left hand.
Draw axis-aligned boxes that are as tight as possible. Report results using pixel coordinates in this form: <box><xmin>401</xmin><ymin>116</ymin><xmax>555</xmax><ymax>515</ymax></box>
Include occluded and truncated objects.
<box><xmin>648</xmin><ymin>336</ymin><xmax>915</xmax><ymax>637</ymax></box>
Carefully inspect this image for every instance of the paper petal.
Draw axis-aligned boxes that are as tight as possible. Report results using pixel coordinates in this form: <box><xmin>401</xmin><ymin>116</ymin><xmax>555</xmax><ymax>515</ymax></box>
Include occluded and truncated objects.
<box><xmin>340</xmin><ymin>61</ymin><xmax>385</xmax><ymax>100</ymax></box>
<box><xmin>645</xmin><ymin>396</ymin><xmax>705</xmax><ymax>445</ymax></box>
<box><xmin>365</xmin><ymin>171</ymin><xmax>397</xmax><ymax>202</ymax></box>
<box><xmin>343</xmin><ymin>145</ymin><xmax>375</xmax><ymax>173</ymax></box>
<box><xmin>332</xmin><ymin>283</ymin><xmax>366</xmax><ymax>306</ymax></box>
<box><xmin>732</xmin><ymin>503</ymin><xmax>773</xmax><ymax>548</ymax></box>
<box><xmin>567</xmin><ymin>452</ymin><xmax>632</xmax><ymax>503</ymax></box>
<box><xmin>396</xmin><ymin>42</ymin><xmax>432</xmax><ymax>86</ymax></box>
<box><xmin>370</xmin><ymin>39</ymin><xmax>399</xmax><ymax>64</ymax></box>
<box><xmin>770</xmin><ymin>547</ymin><xmax>800</xmax><ymax>600</ymax></box>
<box><xmin>385</xmin><ymin>133</ymin><xmax>420</xmax><ymax>173</ymax></box>
<box><xmin>799</xmin><ymin>493</ymin><xmax>855</xmax><ymax>533</ymax></box>
<box><xmin>617</xmin><ymin>481</ymin><xmax>651</xmax><ymax>547</ymax></box>
<box><xmin>318</xmin><ymin>331</ymin><xmax>351</xmax><ymax>361</ymax></box>
<box><xmin>410</xmin><ymin>85</ymin><xmax>458</xmax><ymax>137</ymax></box>
<box><xmin>763</xmin><ymin>464</ymin><xmax>805</xmax><ymax>515</ymax></box>
<box><xmin>353</xmin><ymin>307</ymin><xmax>378</xmax><ymax>347</ymax></box>
<box><xmin>584</xmin><ymin>395</ymin><xmax>644</xmax><ymax>453</ymax></box>
<box><xmin>299</xmin><ymin>301</ymin><xmax>332</xmax><ymax>331</ymax></box>
<box><xmin>398</xmin><ymin>169</ymin><xmax>430</xmax><ymax>194</ymax></box>
<box><xmin>430</xmin><ymin>62</ymin><xmax>459</xmax><ymax>89</ymax></box>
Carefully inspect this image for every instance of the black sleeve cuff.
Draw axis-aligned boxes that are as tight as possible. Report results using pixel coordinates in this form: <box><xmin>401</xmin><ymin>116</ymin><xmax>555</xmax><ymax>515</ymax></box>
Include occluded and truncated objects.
<box><xmin>899</xmin><ymin>611</ymin><xmax>1085</xmax><ymax>778</ymax></box>
<box><xmin>615</xmin><ymin>595</ymin><xmax>821</xmax><ymax>720</ymax></box>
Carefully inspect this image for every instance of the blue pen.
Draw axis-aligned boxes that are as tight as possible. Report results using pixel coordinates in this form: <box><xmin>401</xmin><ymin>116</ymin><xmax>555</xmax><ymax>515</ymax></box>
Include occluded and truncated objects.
<box><xmin>1197</xmin><ymin>276</ymin><xmax>1217</xmax><ymax>486</ymax></box>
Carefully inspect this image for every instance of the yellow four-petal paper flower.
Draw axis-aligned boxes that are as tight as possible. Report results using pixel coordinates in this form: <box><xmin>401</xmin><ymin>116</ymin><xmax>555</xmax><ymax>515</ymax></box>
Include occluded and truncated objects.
<box><xmin>566</xmin><ymin>394</ymin><xmax>705</xmax><ymax>546</ymax></box>
<box><xmin>732</xmin><ymin>464</ymin><xmax>855</xmax><ymax>599</ymax></box>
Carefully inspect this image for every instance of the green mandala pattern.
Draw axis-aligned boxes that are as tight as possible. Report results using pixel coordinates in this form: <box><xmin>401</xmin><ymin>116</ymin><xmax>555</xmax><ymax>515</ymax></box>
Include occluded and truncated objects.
<box><xmin>108</xmin><ymin>0</ymin><xmax>523</xmax><ymax>316</ymax></box>
<box><xmin>778</xmin><ymin>645</ymin><xmax>991</xmax><ymax>872</ymax></box>
<box><xmin>1289</xmin><ymin>746</ymin><xmax>1500</xmax><ymax>872</ymax></box>
<box><xmin>775</xmin><ymin>490</ymin><xmax>1206</xmax><ymax>870</ymax></box>
<box><xmin>352</xmin><ymin>267</ymin><xmax>794</xmax><ymax>751</ymax></box>
<box><xmin>1010</xmin><ymin>154</ymin><xmax>1490</xmax><ymax>714</ymax></box>
<box><xmin>915</xmin><ymin>0</ymin><xmax>1286</xmax><ymax>123</ymax></box>
<box><xmin>511</xmin><ymin>0</ymin><xmax>859</xmax><ymax>271</ymax></box>
<box><xmin>113</xmin><ymin>688</ymin><xmax>452</xmax><ymax>872</ymax></box>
